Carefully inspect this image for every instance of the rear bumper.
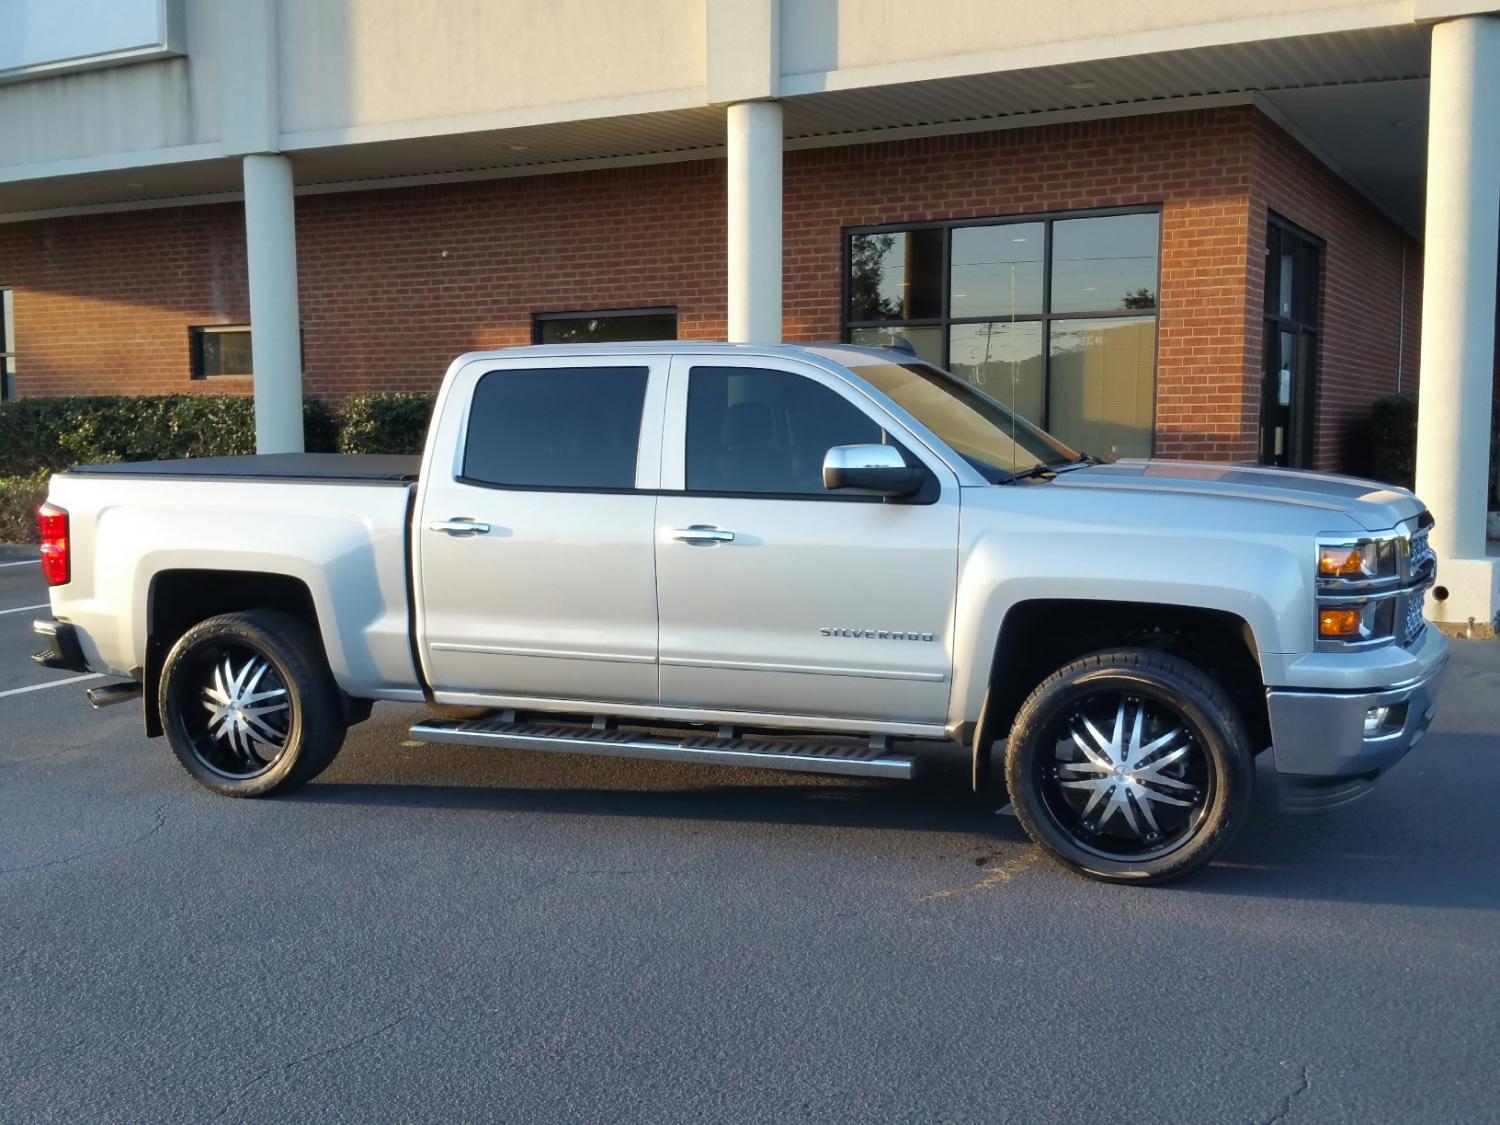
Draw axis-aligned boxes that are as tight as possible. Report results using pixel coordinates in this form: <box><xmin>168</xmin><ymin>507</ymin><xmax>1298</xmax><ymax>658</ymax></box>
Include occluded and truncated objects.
<box><xmin>32</xmin><ymin>619</ymin><xmax>91</xmax><ymax>674</ymax></box>
<box><xmin>1267</xmin><ymin>633</ymin><xmax>1450</xmax><ymax>812</ymax></box>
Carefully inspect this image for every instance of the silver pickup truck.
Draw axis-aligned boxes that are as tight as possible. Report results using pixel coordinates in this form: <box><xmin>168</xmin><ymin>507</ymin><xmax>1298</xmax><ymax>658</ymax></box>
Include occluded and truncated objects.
<box><xmin>32</xmin><ymin>342</ymin><xmax>1449</xmax><ymax>884</ymax></box>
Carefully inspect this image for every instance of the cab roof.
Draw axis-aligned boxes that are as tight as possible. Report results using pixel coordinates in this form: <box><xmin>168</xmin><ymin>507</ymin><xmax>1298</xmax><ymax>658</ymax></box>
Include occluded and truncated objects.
<box><xmin>447</xmin><ymin>340</ymin><xmax>913</xmax><ymax>370</ymax></box>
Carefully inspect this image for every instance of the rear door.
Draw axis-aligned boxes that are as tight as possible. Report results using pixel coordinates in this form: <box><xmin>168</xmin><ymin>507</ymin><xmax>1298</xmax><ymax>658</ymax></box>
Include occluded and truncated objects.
<box><xmin>415</xmin><ymin>354</ymin><xmax>667</xmax><ymax>706</ymax></box>
<box><xmin>654</xmin><ymin>356</ymin><xmax>961</xmax><ymax>726</ymax></box>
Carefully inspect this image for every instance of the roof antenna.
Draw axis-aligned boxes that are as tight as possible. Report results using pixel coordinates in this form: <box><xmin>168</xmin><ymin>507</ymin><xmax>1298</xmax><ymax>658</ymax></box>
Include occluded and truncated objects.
<box><xmin>888</xmin><ymin>335</ymin><xmax>917</xmax><ymax>357</ymax></box>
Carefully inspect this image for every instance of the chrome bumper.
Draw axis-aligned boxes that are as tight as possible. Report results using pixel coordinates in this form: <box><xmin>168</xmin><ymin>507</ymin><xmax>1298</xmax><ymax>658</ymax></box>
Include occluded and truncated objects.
<box><xmin>1266</xmin><ymin>638</ymin><xmax>1449</xmax><ymax>812</ymax></box>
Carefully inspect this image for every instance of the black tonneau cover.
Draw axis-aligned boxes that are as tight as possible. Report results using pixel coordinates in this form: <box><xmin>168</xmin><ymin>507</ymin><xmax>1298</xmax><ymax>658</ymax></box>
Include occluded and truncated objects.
<box><xmin>67</xmin><ymin>453</ymin><xmax>421</xmax><ymax>483</ymax></box>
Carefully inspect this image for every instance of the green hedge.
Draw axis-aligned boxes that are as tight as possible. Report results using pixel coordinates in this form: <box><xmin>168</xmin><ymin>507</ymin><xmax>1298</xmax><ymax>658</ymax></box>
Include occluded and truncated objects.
<box><xmin>1366</xmin><ymin>394</ymin><xmax>1416</xmax><ymax>491</ymax></box>
<box><xmin>0</xmin><ymin>469</ymin><xmax>49</xmax><ymax>545</ymax></box>
<box><xmin>1362</xmin><ymin>393</ymin><xmax>1500</xmax><ymax>509</ymax></box>
<box><xmin>0</xmin><ymin>392</ymin><xmax>436</xmax><ymax>478</ymax></box>
<box><xmin>335</xmin><ymin>393</ymin><xmax>436</xmax><ymax>455</ymax></box>
<box><xmin>0</xmin><ymin>392</ymin><xmax>436</xmax><ymax>541</ymax></box>
<box><xmin>0</xmin><ymin>396</ymin><xmax>341</xmax><ymax>477</ymax></box>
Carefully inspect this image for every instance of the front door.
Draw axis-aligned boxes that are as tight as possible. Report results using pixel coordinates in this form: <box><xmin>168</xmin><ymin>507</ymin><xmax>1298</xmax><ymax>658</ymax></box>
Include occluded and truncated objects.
<box><xmin>654</xmin><ymin>358</ymin><xmax>961</xmax><ymax>726</ymax></box>
<box><xmin>415</xmin><ymin>355</ymin><xmax>668</xmax><ymax>706</ymax></box>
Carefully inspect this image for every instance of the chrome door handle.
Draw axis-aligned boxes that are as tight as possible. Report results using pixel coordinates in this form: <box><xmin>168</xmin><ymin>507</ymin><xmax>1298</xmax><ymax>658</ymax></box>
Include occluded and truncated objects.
<box><xmin>671</xmin><ymin>526</ymin><xmax>735</xmax><ymax>544</ymax></box>
<box><xmin>429</xmin><ymin>519</ymin><xmax>491</xmax><ymax>536</ymax></box>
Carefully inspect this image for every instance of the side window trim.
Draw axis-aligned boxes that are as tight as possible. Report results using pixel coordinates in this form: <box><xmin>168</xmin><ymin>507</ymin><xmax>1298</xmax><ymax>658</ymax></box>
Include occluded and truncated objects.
<box><xmin>449</xmin><ymin>356</ymin><xmax>668</xmax><ymax>493</ymax></box>
<box><xmin>658</xmin><ymin>355</ymin><xmax>952</xmax><ymax>500</ymax></box>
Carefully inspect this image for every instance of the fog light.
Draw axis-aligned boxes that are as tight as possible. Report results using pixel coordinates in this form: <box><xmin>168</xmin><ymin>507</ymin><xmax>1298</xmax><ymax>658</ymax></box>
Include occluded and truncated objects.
<box><xmin>1363</xmin><ymin>703</ymin><xmax>1407</xmax><ymax>737</ymax></box>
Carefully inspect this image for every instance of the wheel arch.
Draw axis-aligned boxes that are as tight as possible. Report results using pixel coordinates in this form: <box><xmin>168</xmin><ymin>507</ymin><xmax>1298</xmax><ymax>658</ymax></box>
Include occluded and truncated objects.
<box><xmin>143</xmin><ymin>570</ymin><xmax>343</xmax><ymax>736</ymax></box>
<box><xmin>970</xmin><ymin>598</ymin><xmax>1268</xmax><ymax>793</ymax></box>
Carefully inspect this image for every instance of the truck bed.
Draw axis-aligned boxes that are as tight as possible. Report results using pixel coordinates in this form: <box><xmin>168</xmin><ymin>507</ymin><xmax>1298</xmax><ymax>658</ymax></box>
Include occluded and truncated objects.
<box><xmin>69</xmin><ymin>453</ymin><xmax>421</xmax><ymax>483</ymax></box>
<box><xmin>48</xmin><ymin>455</ymin><xmax>421</xmax><ymax>700</ymax></box>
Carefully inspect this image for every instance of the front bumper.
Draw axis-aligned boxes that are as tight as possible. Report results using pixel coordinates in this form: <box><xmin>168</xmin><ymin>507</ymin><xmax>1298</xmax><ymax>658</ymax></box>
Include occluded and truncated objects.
<box><xmin>1266</xmin><ymin>633</ymin><xmax>1450</xmax><ymax>812</ymax></box>
<box><xmin>32</xmin><ymin>619</ymin><xmax>91</xmax><ymax>674</ymax></box>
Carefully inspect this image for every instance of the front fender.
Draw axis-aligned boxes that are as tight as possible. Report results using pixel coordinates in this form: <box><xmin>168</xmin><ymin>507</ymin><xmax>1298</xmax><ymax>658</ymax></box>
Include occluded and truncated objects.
<box><xmin>950</xmin><ymin>523</ymin><xmax>1309</xmax><ymax>730</ymax></box>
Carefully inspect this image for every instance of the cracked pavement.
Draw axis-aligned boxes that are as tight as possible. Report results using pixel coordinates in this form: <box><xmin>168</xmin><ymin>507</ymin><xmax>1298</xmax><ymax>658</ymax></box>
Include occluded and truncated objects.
<box><xmin>1</xmin><ymin>553</ymin><xmax>1499</xmax><ymax>1122</ymax></box>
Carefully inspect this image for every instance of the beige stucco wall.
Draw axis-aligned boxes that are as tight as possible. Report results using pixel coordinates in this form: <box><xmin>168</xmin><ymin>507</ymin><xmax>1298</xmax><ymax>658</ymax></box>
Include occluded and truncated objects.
<box><xmin>276</xmin><ymin>0</ymin><xmax>708</xmax><ymax>139</ymax></box>
<box><xmin>0</xmin><ymin>0</ymin><xmax>220</xmax><ymax>167</ymax></box>
<box><xmin>781</xmin><ymin>0</ymin><xmax>1430</xmax><ymax>79</ymax></box>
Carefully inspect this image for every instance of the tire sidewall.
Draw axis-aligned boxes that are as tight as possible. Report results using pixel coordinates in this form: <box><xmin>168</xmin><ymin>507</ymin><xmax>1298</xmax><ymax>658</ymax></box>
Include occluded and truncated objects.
<box><xmin>160</xmin><ymin>615</ymin><xmax>313</xmax><ymax>797</ymax></box>
<box><xmin>1006</xmin><ymin>654</ymin><xmax>1253</xmax><ymax>884</ymax></box>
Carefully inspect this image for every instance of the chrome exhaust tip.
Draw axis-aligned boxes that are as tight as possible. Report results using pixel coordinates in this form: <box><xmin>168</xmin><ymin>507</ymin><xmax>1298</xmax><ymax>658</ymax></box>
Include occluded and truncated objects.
<box><xmin>86</xmin><ymin>682</ymin><xmax>142</xmax><ymax>709</ymax></box>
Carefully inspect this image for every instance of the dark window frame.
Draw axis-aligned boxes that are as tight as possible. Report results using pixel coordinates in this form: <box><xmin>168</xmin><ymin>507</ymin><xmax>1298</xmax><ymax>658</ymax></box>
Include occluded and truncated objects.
<box><xmin>457</xmin><ymin>364</ymin><xmax>651</xmax><ymax>493</ymax></box>
<box><xmin>531</xmin><ymin>306</ymin><xmax>679</xmax><ymax>344</ymax></box>
<box><xmin>189</xmin><ymin>324</ymin><xmax>254</xmax><ymax>380</ymax></box>
<box><xmin>841</xmin><ymin>205</ymin><xmax>1163</xmax><ymax>451</ymax></box>
<box><xmin>1261</xmin><ymin>213</ymin><xmax>1323</xmax><ymax>468</ymax></box>
<box><xmin>679</xmin><ymin>363</ymin><xmax>936</xmax><ymax>505</ymax></box>
<box><xmin>0</xmin><ymin>286</ymin><xmax>14</xmax><ymax>401</ymax></box>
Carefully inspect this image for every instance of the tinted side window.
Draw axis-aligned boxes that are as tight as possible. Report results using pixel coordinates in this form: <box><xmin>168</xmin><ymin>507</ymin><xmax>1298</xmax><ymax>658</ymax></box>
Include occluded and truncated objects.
<box><xmin>686</xmin><ymin>366</ymin><xmax>884</xmax><ymax>494</ymax></box>
<box><xmin>463</xmin><ymin>366</ymin><xmax>648</xmax><ymax>489</ymax></box>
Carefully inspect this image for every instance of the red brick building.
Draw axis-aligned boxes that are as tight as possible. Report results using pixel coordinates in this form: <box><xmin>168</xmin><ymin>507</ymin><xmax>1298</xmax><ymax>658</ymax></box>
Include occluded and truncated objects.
<box><xmin>0</xmin><ymin>2</ymin><xmax>1494</xmax><ymax>622</ymax></box>
<box><xmin>0</xmin><ymin>107</ymin><xmax>1420</xmax><ymax>473</ymax></box>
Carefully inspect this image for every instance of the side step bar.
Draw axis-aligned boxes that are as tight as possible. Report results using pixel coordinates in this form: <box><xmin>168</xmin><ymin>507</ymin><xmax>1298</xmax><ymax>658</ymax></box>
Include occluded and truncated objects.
<box><xmin>407</xmin><ymin>717</ymin><xmax>919</xmax><ymax>780</ymax></box>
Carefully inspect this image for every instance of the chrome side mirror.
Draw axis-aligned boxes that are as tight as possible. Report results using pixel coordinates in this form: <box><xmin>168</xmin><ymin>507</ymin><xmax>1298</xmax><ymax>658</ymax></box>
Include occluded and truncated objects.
<box><xmin>822</xmin><ymin>444</ymin><xmax>923</xmax><ymax>497</ymax></box>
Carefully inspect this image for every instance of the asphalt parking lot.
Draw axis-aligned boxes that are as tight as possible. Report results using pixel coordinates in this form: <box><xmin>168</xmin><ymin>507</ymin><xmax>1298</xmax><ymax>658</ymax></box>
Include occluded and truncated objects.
<box><xmin>2</xmin><ymin>547</ymin><xmax>1498</xmax><ymax>1124</ymax></box>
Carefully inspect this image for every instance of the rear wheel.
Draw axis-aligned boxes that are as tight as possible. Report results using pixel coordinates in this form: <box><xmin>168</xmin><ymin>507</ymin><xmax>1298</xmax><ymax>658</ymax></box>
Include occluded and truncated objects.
<box><xmin>159</xmin><ymin>610</ymin><xmax>346</xmax><ymax>797</ymax></box>
<box><xmin>1004</xmin><ymin>648</ymin><xmax>1254</xmax><ymax>884</ymax></box>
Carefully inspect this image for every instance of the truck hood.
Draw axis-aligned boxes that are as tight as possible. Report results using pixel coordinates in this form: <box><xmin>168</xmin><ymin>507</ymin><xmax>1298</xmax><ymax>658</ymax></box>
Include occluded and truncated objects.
<box><xmin>1047</xmin><ymin>460</ymin><xmax>1424</xmax><ymax>532</ymax></box>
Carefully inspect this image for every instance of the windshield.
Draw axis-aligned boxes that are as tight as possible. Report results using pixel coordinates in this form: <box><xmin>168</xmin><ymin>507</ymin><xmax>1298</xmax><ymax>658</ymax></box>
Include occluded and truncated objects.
<box><xmin>851</xmin><ymin>361</ymin><xmax>1078</xmax><ymax>482</ymax></box>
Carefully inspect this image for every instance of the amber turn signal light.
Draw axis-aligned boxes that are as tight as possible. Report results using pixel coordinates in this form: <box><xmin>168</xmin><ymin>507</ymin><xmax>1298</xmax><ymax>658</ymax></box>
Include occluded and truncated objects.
<box><xmin>1318</xmin><ymin>544</ymin><xmax>1372</xmax><ymax>578</ymax></box>
<box><xmin>1318</xmin><ymin>607</ymin><xmax>1362</xmax><ymax>638</ymax></box>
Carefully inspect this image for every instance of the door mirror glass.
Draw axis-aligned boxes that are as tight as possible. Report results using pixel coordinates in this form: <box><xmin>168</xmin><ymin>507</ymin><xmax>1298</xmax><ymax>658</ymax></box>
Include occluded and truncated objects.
<box><xmin>822</xmin><ymin>444</ymin><xmax>922</xmax><ymax>496</ymax></box>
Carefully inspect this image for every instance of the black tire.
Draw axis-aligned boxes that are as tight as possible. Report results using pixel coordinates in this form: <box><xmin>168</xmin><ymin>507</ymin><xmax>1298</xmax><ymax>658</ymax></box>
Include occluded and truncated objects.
<box><xmin>159</xmin><ymin>610</ymin><xmax>347</xmax><ymax>797</ymax></box>
<box><xmin>1004</xmin><ymin>647</ymin><xmax>1254</xmax><ymax>885</ymax></box>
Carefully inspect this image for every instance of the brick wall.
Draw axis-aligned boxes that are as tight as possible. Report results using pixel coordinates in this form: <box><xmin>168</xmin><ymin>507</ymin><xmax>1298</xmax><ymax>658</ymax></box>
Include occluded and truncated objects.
<box><xmin>0</xmin><ymin>205</ymin><xmax>248</xmax><ymax>396</ymax></box>
<box><xmin>0</xmin><ymin>105</ymin><xmax>1417</xmax><ymax>471</ymax></box>
<box><xmin>784</xmin><ymin>109</ymin><xmax>1261</xmax><ymax>461</ymax></box>
<box><xmin>1247</xmin><ymin>114</ymin><xmax>1421</xmax><ymax>471</ymax></box>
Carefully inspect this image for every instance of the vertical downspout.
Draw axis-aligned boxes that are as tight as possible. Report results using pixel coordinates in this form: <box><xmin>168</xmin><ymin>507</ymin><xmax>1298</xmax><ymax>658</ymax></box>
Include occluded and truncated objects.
<box><xmin>1396</xmin><ymin>235</ymin><xmax>1407</xmax><ymax>395</ymax></box>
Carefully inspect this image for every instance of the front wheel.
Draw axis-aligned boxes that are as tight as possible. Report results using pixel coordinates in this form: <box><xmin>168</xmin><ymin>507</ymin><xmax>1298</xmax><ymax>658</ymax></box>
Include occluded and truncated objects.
<box><xmin>1004</xmin><ymin>648</ymin><xmax>1254</xmax><ymax>885</ymax></box>
<box><xmin>159</xmin><ymin>610</ymin><xmax>347</xmax><ymax>797</ymax></box>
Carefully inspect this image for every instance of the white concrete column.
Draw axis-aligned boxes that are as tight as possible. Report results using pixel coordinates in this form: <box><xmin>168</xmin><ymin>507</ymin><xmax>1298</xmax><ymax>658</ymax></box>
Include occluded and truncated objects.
<box><xmin>243</xmin><ymin>154</ymin><xmax>304</xmax><ymax>454</ymax></box>
<box><xmin>1414</xmin><ymin>15</ymin><xmax>1500</xmax><ymax>626</ymax></box>
<box><xmin>726</xmin><ymin>100</ymin><xmax>783</xmax><ymax>343</ymax></box>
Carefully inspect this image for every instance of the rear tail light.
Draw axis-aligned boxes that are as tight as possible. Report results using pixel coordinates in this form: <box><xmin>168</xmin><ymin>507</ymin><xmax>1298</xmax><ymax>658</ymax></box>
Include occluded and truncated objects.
<box><xmin>37</xmin><ymin>503</ymin><xmax>70</xmax><ymax>586</ymax></box>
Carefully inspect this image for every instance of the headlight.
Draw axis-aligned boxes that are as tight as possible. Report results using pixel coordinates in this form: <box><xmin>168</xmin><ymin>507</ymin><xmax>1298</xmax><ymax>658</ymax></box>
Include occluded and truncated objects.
<box><xmin>1315</xmin><ymin>536</ymin><xmax>1399</xmax><ymax>585</ymax></box>
<box><xmin>1314</xmin><ymin>533</ymin><xmax>1403</xmax><ymax>647</ymax></box>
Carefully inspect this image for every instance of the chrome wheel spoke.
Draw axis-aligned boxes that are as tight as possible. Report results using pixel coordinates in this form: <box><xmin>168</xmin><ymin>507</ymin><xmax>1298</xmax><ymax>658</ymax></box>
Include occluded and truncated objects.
<box><xmin>191</xmin><ymin>648</ymin><xmax>291</xmax><ymax>778</ymax></box>
<box><xmin>1136</xmin><ymin>783</ymin><xmax>1194</xmax><ymax>807</ymax></box>
<box><xmin>1132</xmin><ymin>789</ymin><xmax>1162</xmax><ymax>836</ymax></box>
<box><xmin>1045</xmin><ymin>691</ymin><xmax>1210</xmax><ymax>858</ymax></box>
<box><xmin>1068</xmin><ymin>727</ymin><xmax>1113</xmax><ymax>772</ymax></box>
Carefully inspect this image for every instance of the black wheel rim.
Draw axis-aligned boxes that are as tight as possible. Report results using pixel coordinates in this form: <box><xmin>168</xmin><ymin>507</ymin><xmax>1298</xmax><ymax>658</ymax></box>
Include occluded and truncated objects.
<box><xmin>172</xmin><ymin>641</ymin><xmax>293</xmax><ymax>780</ymax></box>
<box><xmin>1033</xmin><ymin>687</ymin><xmax>1215</xmax><ymax>863</ymax></box>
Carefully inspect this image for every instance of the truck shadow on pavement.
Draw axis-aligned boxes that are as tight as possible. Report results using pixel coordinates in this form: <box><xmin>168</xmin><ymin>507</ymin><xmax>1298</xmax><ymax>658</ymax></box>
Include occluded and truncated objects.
<box><xmin>287</xmin><ymin>769</ymin><xmax>1014</xmax><ymax>843</ymax></box>
<box><xmin>1185</xmin><ymin>738</ymin><xmax>1500</xmax><ymax>910</ymax></box>
<box><xmin>279</xmin><ymin>736</ymin><xmax>1500</xmax><ymax>910</ymax></box>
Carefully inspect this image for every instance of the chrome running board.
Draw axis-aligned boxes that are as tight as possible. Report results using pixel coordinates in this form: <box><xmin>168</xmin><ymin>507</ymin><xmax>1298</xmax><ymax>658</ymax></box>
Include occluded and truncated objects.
<box><xmin>407</xmin><ymin>717</ymin><xmax>919</xmax><ymax>780</ymax></box>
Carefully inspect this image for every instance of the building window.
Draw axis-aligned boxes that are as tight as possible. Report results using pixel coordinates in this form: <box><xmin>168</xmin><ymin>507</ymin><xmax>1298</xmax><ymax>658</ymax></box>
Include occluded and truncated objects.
<box><xmin>1</xmin><ymin>288</ymin><xmax>15</xmax><ymax>400</ymax></box>
<box><xmin>191</xmin><ymin>325</ymin><xmax>254</xmax><ymax>379</ymax></box>
<box><xmin>1262</xmin><ymin>216</ymin><xmax>1321</xmax><ymax>468</ymax></box>
<box><xmin>845</xmin><ymin>208</ymin><xmax>1160</xmax><ymax>459</ymax></box>
<box><xmin>533</xmin><ymin>307</ymin><xmax>678</xmax><ymax>345</ymax></box>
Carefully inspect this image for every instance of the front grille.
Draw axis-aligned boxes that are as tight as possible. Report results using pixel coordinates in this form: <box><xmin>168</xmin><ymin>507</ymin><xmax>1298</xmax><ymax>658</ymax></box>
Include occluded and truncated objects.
<box><xmin>1401</xmin><ymin>591</ymin><xmax>1427</xmax><ymax>647</ymax></box>
<box><xmin>1409</xmin><ymin>528</ymin><xmax>1436</xmax><ymax>580</ymax></box>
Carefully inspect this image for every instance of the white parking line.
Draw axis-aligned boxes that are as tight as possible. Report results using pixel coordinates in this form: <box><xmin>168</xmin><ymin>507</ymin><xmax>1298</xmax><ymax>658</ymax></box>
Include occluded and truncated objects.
<box><xmin>0</xmin><ymin>603</ymin><xmax>49</xmax><ymax>616</ymax></box>
<box><xmin>0</xmin><ymin>673</ymin><xmax>102</xmax><ymax>700</ymax></box>
<box><xmin>0</xmin><ymin>559</ymin><xmax>40</xmax><ymax>568</ymax></box>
